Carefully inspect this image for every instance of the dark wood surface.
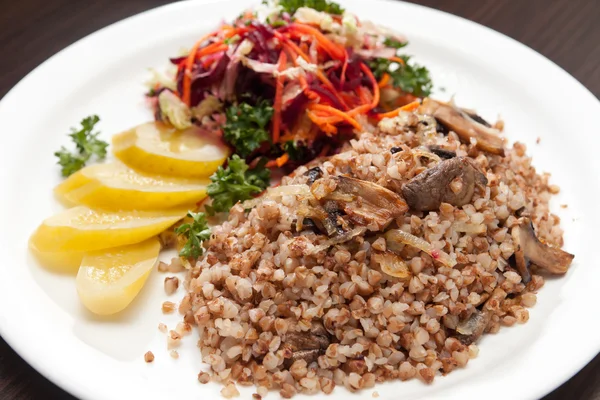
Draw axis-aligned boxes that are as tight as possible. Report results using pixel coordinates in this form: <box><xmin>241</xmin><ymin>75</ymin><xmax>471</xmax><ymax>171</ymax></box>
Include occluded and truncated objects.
<box><xmin>0</xmin><ymin>0</ymin><xmax>598</xmax><ymax>399</ymax></box>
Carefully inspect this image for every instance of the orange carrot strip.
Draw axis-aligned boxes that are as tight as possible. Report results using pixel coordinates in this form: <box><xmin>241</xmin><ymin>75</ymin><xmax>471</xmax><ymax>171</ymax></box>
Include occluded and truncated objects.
<box><xmin>283</xmin><ymin>44</ymin><xmax>309</xmax><ymax>90</ymax></box>
<box><xmin>276</xmin><ymin>153</ymin><xmax>289</xmax><ymax>167</ymax></box>
<box><xmin>376</xmin><ymin>100</ymin><xmax>421</xmax><ymax>120</ymax></box>
<box><xmin>347</xmin><ymin>63</ymin><xmax>380</xmax><ymax>116</ymax></box>
<box><xmin>340</xmin><ymin>51</ymin><xmax>349</xmax><ymax>88</ymax></box>
<box><xmin>282</xmin><ymin>39</ymin><xmax>349</xmax><ymax>109</ymax></box>
<box><xmin>315</xmin><ymin>71</ymin><xmax>350</xmax><ymax>110</ymax></box>
<box><xmin>308</xmin><ymin>104</ymin><xmax>362</xmax><ymax>130</ymax></box>
<box><xmin>307</xmin><ymin>109</ymin><xmax>334</xmax><ymax>126</ymax></box>
<box><xmin>356</xmin><ymin>86</ymin><xmax>371</xmax><ymax>105</ymax></box>
<box><xmin>390</xmin><ymin>56</ymin><xmax>406</xmax><ymax>65</ymax></box>
<box><xmin>196</xmin><ymin>42</ymin><xmax>227</xmax><ymax>59</ymax></box>
<box><xmin>182</xmin><ymin>31</ymin><xmax>218</xmax><ymax>105</ymax></box>
<box><xmin>282</xmin><ymin>38</ymin><xmax>310</xmax><ymax>62</ymax></box>
<box><xmin>322</xmin><ymin>123</ymin><xmax>338</xmax><ymax>135</ymax></box>
<box><xmin>265</xmin><ymin>153</ymin><xmax>289</xmax><ymax>168</ymax></box>
<box><xmin>289</xmin><ymin>23</ymin><xmax>346</xmax><ymax>60</ymax></box>
<box><xmin>378</xmin><ymin>73</ymin><xmax>391</xmax><ymax>88</ymax></box>
<box><xmin>272</xmin><ymin>51</ymin><xmax>288</xmax><ymax>144</ymax></box>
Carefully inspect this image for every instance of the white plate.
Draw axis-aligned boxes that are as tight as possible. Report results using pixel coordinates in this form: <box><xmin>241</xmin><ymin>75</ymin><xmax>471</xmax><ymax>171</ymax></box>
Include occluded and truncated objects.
<box><xmin>0</xmin><ymin>0</ymin><xmax>598</xmax><ymax>399</ymax></box>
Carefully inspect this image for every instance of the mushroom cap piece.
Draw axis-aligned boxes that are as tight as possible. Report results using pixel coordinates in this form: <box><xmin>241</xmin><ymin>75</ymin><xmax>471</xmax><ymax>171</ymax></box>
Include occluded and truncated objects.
<box><xmin>511</xmin><ymin>218</ymin><xmax>574</xmax><ymax>280</ymax></box>
<box><xmin>402</xmin><ymin>157</ymin><xmax>488</xmax><ymax>211</ymax></box>
<box><xmin>420</xmin><ymin>98</ymin><xmax>505</xmax><ymax>156</ymax></box>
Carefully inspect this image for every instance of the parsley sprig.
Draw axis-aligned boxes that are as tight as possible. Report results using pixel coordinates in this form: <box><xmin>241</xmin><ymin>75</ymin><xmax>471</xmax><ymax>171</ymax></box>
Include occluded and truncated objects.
<box><xmin>54</xmin><ymin>115</ymin><xmax>108</xmax><ymax>177</ymax></box>
<box><xmin>277</xmin><ymin>0</ymin><xmax>344</xmax><ymax>15</ymax></box>
<box><xmin>175</xmin><ymin>211</ymin><xmax>211</xmax><ymax>259</ymax></box>
<box><xmin>368</xmin><ymin>55</ymin><xmax>433</xmax><ymax>97</ymax></box>
<box><xmin>383</xmin><ymin>37</ymin><xmax>408</xmax><ymax>49</ymax></box>
<box><xmin>206</xmin><ymin>155</ymin><xmax>270</xmax><ymax>215</ymax></box>
<box><xmin>223</xmin><ymin>100</ymin><xmax>273</xmax><ymax>158</ymax></box>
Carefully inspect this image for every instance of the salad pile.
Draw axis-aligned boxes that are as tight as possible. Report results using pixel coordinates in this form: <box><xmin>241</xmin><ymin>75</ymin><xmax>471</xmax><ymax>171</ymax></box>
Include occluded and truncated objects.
<box><xmin>149</xmin><ymin>0</ymin><xmax>432</xmax><ymax>177</ymax></box>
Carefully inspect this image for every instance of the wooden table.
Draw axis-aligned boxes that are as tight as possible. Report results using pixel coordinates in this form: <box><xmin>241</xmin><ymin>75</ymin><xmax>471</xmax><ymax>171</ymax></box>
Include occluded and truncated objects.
<box><xmin>0</xmin><ymin>0</ymin><xmax>598</xmax><ymax>398</ymax></box>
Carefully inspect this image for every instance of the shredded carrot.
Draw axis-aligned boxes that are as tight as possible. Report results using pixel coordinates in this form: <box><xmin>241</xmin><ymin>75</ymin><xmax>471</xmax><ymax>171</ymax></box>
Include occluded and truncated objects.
<box><xmin>196</xmin><ymin>42</ymin><xmax>228</xmax><ymax>59</ymax></box>
<box><xmin>306</xmin><ymin>109</ymin><xmax>333</xmax><ymax>126</ymax></box>
<box><xmin>362</xmin><ymin>63</ymin><xmax>380</xmax><ymax>109</ymax></box>
<box><xmin>322</xmin><ymin>123</ymin><xmax>338</xmax><ymax>135</ymax></box>
<box><xmin>308</xmin><ymin>104</ymin><xmax>362</xmax><ymax>130</ymax></box>
<box><xmin>265</xmin><ymin>153</ymin><xmax>289</xmax><ymax>168</ymax></box>
<box><xmin>281</xmin><ymin>37</ymin><xmax>349</xmax><ymax>109</ymax></box>
<box><xmin>340</xmin><ymin>51</ymin><xmax>349</xmax><ymax>88</ymax></box>
<box><xmin>356</xmin><ymin>86</ymin><xmax>371</xmax><ymax>105</ymax></box>
<box><xmin>201</xmin><ymin>56</ymin><xmax>219</xmax><ymax>69</ymax></box>
<box><xmin>315</xmin><ymin>71</ymin><xmax>350</xmax><ymax>110</ymax></box>
<box><xmin>279</xmin><ymin>131</ymin><xmax>295</xmax><ymax>143</ymax></box>
<box><xmin>300</xmin><ymin>42</ymin><xmax>310</xmax><ymax>55</ymax></box>
<box><xmin>390</xmin><ymin>56</ymin><xmax>406</xmax><ymax>65</ymax></box>
<box><xmin>284</xmin><ymin>44</ymin><xmax>309</xmax><ymax>91</ymax></box>
<box><xmin>272</xmin><ymin>51</ymin><xmax>288</xmax><ymax>144</ymax></box>
<box><xmin>378</xmin><ymin>73</ymin><xmax>391</xmax><ymax>88</ymax></box>
<box><xmin>376</xmin><ymin>100</ymin><xmax>421</xmax><ymax>120</ymax></box>
<box><xmin>276</xmin><ymin>153</ymin><xmax>289</xmax><ymax>167</ymax></box>
<box><xmin>182</xmin><ymin>31</ymin><xmax>218</xmax><ymax>105</ymax></box>
<box><xmin>347</xmin><ymin>63</ymin><xmax>380</xmax><ymax>116</ymax></box>
<box><xmin>289</xmin><ymin>23</ymin><xmax>346</xmax><ymax>60</ymax></box>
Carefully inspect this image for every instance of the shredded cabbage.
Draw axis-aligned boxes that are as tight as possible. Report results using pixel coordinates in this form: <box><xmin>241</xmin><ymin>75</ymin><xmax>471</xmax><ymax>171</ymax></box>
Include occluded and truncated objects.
<box><xmin>158</xmin><ymin>90</ymin><xmax>192</xmax><ymax>130</ymax></box>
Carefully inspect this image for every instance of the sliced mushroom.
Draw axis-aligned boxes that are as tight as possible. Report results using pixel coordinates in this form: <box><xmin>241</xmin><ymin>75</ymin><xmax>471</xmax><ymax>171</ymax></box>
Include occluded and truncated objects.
<box><xmin>455</xmin><ymin>288</ymin><xmax>507</xmax><ymax>345</ymax></box>
<box><xmin>420</xmin><ymin>98</ymin><xmax>505</xmax><ymax>156</ymax></box>
<box><xmin>512</xmin><ymin>218</ymin><xmax>574</xmax><ymax>279</ymax></box>
<box><xmin>428</xmin><ymin>145</ymin><xmax>456</xmax><ymax>159</ymax></box>
<box><xmin>466</xmin><ymin>112</ymin><xmax>492</xmax><ymax>128</ymax></box>
<box><xmin>315</xmin><ymin>176</ymin><xmax>408</xmax><ymax>230</ymax></box>
<box><xmin>282</xmin><ymin>323</ymin><xmax>330</xmax><ymax>367</ymax></box>
<box><xmin>455</xmin><ymin>309</ymin><xmax>492</xmax><ymax>345</ymax></box>
<box><xmin>511</xmin><ymin>249</ymin><xmax>531</xmax><ymax>283</ymax></box>
<box><xmin>304</xmin><ymin>167</ymin><xmax>323</xmax><ymax>185</ymax></box>
<box><xmin>401</xmin><ymin>157</ymin><xmax>488</xmax><ymax>211</ymax></box>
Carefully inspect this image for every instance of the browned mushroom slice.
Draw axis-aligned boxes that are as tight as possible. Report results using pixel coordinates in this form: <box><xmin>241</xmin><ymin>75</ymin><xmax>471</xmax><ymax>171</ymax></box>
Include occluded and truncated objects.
<box><xmin>282</xmin><ymin>323</ymin><xmax>330</xmax><ymax>367</ymax></box>
<box><xmin>401</xmin><ymin>157</ymin><xmax>488</xmax><ymax>211</ymax></box>
<box><xmin>428</xmin><ymin>145</ymin><xmax>456</xmax><ymax>159</ymax></box>
<box><xmin>512</xmin><ymin>218</ymin><xmax>574</xmax><ymax>277</ymax></box>
<box><xmin>420</xmin><ymin>98</ymin><xmax>505</xmax><ymax>156</ymax></box>
<box><xmin>315</xmin><ymin>176</ymin><xmax>408</xmax><ymax>230</ymax></box>
<box><xmin>455</xmin><ymin>309</ymin><xmax>492</xmax><ymax>345</ymax></box>
<box><xmin>455</xmin><ymin>288</ymin><xmax>507</xmax><ymax>345</ymax></box>
<box><xmin>512</xmin><ymin>248</ymin><xmax>532</xmax><ymax>283</ymax></box>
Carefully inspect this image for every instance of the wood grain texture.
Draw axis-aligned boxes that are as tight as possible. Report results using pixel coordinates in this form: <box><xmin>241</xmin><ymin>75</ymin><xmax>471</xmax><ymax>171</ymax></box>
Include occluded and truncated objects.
<box><xmin>0</xmin><ymin>0</ymin><xmax>598</xmax><ymax>399</ymax></box>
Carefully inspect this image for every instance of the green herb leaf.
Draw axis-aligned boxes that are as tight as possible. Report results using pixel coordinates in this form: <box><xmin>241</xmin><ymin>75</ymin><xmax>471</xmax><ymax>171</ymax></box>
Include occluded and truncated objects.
<box><xmin>283</xmin><ymin>140</ymin><xmax>306</xmax><ymax>161</ymax></box>
<box><xmin>54</xmin><ymin>148</ymin><xmax>88</xmax><ymax>177</ymax></box>
<box><xmin>383</xmin><ymin>37</ymin><xmax>408</xmax><ymax>49</ymax></box>
<box><xmin>223</xmin><ymin>100</ymin><xmax>274</xmax><ymax>158</ymax></box>
<box><xmin>54</xmin><ymin>115</ymin><xmax>107</xmax><ymax>177</ymax></box>
<box><xmin>206</xmin><ymin>155</ymin><xmax>270</xmax><ymax>215</ymax></box>
<box><xmin>278</xmin><ymin>0</ymin><xmax>344</xmax><ymax>15</ymax></box>
<box><xmin>175</xmin><ymin>211</ymin><xmax>211</xmax><ymax>259</ymax></box>
<box><xmin>368</xmin><ymin>56</ymin><xmax>433</xmax><ymax>97</ymax></box>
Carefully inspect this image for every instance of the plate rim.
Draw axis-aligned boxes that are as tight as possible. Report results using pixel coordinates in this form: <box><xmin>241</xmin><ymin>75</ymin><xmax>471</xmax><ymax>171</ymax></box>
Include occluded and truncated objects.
<box><xmin>0</xmin><ymin>1</ymin><xmax>598</xmax><ymax>399</ymax></box>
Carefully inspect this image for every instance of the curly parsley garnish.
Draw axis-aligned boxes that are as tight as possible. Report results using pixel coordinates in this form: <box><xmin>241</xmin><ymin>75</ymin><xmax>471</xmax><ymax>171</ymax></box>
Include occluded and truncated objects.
<box><xmin>54</xmin><ymin>115</ymin><xmax>108</xmax><ymax>177</ymax></box>
<box><xmin>278</xmin><ymin>0</ymin><xmax>344</xmax><ymax>15</ymax></box>
<box><xmin>175</xmin><ymin>211</ymin><xmax>211</xmax><ymax>259</ymax></box>
<box><xmin>206</xmin><ymin>155</ymin><xmax>270</xmax><ymax>215</ymax></box>
<box><xmin>368</xmin><ymin>55</ymin><xmax>433</xmax><ymax>97</ymax></box>
<box><xmin>383</xmin><ymin>37</ymin><xmax>408</xmax><ymax>49</ymax></box>
<box><xmin>223</xmin><ymin>100</ymin><xmax>274</xmax><ymax>158</ymax></box>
